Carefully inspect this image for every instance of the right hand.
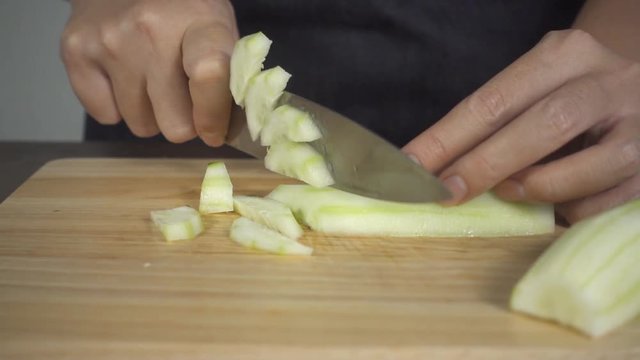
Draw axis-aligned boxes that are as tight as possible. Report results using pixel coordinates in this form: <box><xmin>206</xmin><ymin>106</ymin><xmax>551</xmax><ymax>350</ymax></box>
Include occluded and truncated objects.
<box><xmin>61</xmin><ymin>0</ymin><xmax>238</xmax><ymax>146</ymax></box>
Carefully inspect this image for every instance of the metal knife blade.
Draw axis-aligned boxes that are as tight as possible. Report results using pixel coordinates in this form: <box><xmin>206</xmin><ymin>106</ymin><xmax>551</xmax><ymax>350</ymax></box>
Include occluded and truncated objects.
<box><xmin>226</xmin><ymin>91</ymin><xmax>451</xmax><ymax>203</ymax></box>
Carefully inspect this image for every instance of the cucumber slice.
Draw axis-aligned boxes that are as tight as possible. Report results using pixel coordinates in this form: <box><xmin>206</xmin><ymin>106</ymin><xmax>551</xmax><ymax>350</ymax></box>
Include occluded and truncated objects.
<box><xmin>510</xmin><ymin>199</ymin><xmax>640</xmax><ymax>337</ymax></box>
<box><xmin>230</xmin><ymin>217</ymin><xmax>313</xmax><ymax>256</ymax></box>
<box><xmin>150</xmin><ymin>206</ymin><xmax>203</xmax><ymax>241</ymax></box>
<box><xmin>267</xmin><ymin>184</ymin><xmax>555</xmax><ymax>237</ymax></box>
<box><xmin>260</xmin><ymin>104</ymin><xmax>322</xmax><ymax>146</ymax></box>
<box><xmin>233</xmin><ymin>195</ymin><xmax>303</xmax><ymax>240</ymax></box>
<box><xmin>199</xmin><ymin>162</ymin><xmax>233</xmax><ymax>214</ymax></box>
<box><xmin>264</xmin><ymin>141</ymin><xmax>335</xmax><ymax>188</ymax></box>
<box><xmin>229</xmin><ymin>32</ymin><xmax>272</xmax><ymax>107</ymax></box>
<box><xmin>244</xmin><ymin>66</ymin><xmax>291</xmax><ymax>141</ymax></box>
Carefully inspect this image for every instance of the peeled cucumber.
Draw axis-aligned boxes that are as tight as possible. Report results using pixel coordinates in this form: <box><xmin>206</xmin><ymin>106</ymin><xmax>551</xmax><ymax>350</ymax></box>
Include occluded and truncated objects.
<box><xmin>230</xmin><ymin>32</ymin><xmax>272</xmax><ymax>107</ymax></box>
<box><xmin>264</xmin><ymin>141</ymin><xmax>335</xmax><ymax>188</ymax></box>
<box><xmin>233</xmin><ymin>195</ymin><xmax>303</xmax><ymax>240</ymax></box>
<box><xmin>267</xmin><ymin>184</ymin><xmax>555</xmax><ymax>237</ymax></box>
<box><xmin>510</xmin><ymin>199</ymin><xmax>640</xmax><ymax>337</ymax></box>
<box><xmin>150</xmin><ymin>206</ymin><xmax>203</xmax><ymax>241</ymax></box>
<box><xmin>230</xmin><ymin>217</ymin><xmax>313</xmax><ymax>256</ymax></box>
<box><xmin>260</xmin><ymin>104</ymin><xmax>322</xmax><ymax>146</ymax></box>
<box><xmin>199</xmin><ymin>162</ymin><xmax>233</xmax><ymax>214</ymax></box>
<box><xmin>244</xmin><ymin>66</ymin><xmax>291</xmax><ymax>141</ymax></box>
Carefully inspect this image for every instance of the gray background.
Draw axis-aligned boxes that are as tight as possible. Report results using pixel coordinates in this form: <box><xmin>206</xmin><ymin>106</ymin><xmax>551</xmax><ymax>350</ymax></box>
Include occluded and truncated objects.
<box><xmin>0</xmin><ymin>1</ymin><xmax>83</xmax><ymax>142</ymax></box>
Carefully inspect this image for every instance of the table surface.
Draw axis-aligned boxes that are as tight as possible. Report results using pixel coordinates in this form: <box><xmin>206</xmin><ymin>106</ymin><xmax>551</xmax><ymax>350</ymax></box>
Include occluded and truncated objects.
<box><xmin>0</xmin><ymin>140</ymin><xmax>248</xmax><ymax>203</ymax></box>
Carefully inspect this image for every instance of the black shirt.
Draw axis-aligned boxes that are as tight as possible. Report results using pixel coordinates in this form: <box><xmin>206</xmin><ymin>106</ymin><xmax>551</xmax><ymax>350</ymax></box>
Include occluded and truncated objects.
<box><xmin>85</xmin><ymin>0</ymin><xmax>586</xmax><ymax>147</ymax></box>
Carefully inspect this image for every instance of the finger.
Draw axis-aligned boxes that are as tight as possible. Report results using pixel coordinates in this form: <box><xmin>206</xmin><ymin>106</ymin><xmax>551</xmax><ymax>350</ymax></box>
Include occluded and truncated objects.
<box><xmin>403</xmin><ymin>29</ymin><xmax>616</xmax><ymax>172</ymax></box>
<box><xmin>557</xmin><ymin>173</ymin><xmax>640</xmax><ymax>224</ymax></box>
<box><xmin>438</xmin><ymin>74</ymin><xmax>616</xmax><ymax>204</ymax></box>
<box><xmin>108</xmin><ymin>69</ymin><xmax>159</xmax><ymax>138</ymax></box>
<box><xmin>60</xmin><ymin>31</ymin><xmax>120</xmax><ymax>124</ymax></box>
<box><xmin>146</xmin><ymin>52</ymin><xmax>196</xmax><ymax>143</ymax></box>
<box><xmin>182</xmin><ymin>21</ymin><xmax>236</xmax><ymax>147</ymax></box>
<box><xmin>494</xmin><ymin>119</ymin><xmax>640</xmax><ymax>203</ymax></box>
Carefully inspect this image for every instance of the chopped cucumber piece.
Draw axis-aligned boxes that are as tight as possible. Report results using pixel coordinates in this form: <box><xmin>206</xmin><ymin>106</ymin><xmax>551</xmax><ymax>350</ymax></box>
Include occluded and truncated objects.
<box><xmin>199</xmin><ymin>162</ymin><xmax>233</xmax><ymax>214</ymax></box>
<box><xmin>229</xmin><ymin>32</ymin><xmax>272</xmax><ymax>107</ymax></box>
<box><xmin>244</xmin><ymin>66</ymin><xmax>291</xmax><ymax>141</ymax></box>
<box><xmin>510</xmin><ymin>199</ymin><xmax>640</xmax><ymax>337</ymax></box>
<box><xmin>264</xmin><ymin>141</ymin><xmax>334</xmax><ymax>188</ymax></box>
<box><xmin>267</xmin><ymin>185</ymin><xmax>555</xmax><ymax>237</ymax></box>
<box><xmin>233</xmin><ymin>195</ymin><xmax>303</xmax><ymax>240</ymax></box>
<box><xmin>260</xmin><ymin>104</ymin><xmax>322</xmax><ymax>146</ymax></box>
<box><xmin>150</xmin><ymin>206</ymin><xmax>203</xmax><ymax>241</ymax></box>
<box><xmin>230</xmin><ymin>217</ymin><xmax>313</xmax><ymax>256</ymax></box>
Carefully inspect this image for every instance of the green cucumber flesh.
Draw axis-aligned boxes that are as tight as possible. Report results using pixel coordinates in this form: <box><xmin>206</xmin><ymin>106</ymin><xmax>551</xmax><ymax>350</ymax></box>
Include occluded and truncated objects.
<box><xmin>150</xmin><ymin>206</ymin><xmax>203</xmax><ymax>241</ymax></box>
<box><xmin>199</xmin><ymin>161</ymin><xmax>234</xmax><ymax>214</ymax></box>
<box><xmin>229</xmin><ymin>32</ymin><xmax>272</xmax><ymax>107</ymax></box>
<box><xmin>233</xmin><ymin>195</ymin><xmax>303</xmax><ymax>240</ymax></box>
<box><xmin>244</xmin><ymin>66</ymin><xmax>291</xmax><ymax>141</ymax></box>
<box><xmin>510</xmin><ymin>199</ymin><xmax>640</xmax><ymax>337</ymax></box>
<box><xmin>230</xmin><ymin>217</ymin><xmax>313</xmax><ymax>256</ymax></box>
<box><xmin>267</xmin><ymin>184</ymin><xmax>555</xmax><ymax>237</ymax></box>
<box><xmin>264</xmin><ymin>141</ymin><xmax>334</xmax><ymax>188</ymax></box>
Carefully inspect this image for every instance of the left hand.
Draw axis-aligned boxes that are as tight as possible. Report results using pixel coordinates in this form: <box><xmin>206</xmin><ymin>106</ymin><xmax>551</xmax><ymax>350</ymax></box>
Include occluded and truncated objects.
<box><xmin>403</xmin><ymin>29</ymin><xmax>640</xmax><ymax>224</ymax></box>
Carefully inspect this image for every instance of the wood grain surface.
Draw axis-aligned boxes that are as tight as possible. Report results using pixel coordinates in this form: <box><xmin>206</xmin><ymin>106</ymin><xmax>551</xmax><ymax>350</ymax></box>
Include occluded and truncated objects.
<box><xmin>0</xmin><ymin>158</ymin><xmax>638</xmax><ymax>359</ymax></box>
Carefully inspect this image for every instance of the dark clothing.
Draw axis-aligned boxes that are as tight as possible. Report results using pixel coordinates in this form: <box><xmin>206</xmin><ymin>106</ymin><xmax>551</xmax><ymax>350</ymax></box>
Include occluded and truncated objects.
<box><xmin>85</xmin><ymin>0</ymin><xmax>586</xmax><ymax>147</ymax></box>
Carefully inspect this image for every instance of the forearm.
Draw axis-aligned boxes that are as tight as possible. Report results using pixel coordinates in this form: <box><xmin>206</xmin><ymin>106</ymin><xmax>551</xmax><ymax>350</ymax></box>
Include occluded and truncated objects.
<box><xmin>573</xmin><ymin>0</ymin><xmax>640</xmax><ymax>62</ymax></box>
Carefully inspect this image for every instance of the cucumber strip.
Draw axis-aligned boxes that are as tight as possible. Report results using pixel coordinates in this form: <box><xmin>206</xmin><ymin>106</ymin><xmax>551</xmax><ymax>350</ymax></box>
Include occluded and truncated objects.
<box><xmin>233</xmin><ymin>195</ymin><xmax>303</xmax><ymax>240</ymax></box>
<box><xmin>150</xmin><ymin>206</ymin><xmax>203</xmax><ymax>241</ymax></box>
<box><xmin>199</xmin><ymin>162</ymin><xmax>233</xmax><ymax>214</ymax></box>
<box><xmin>229</xmin><ymin>32</ymin><xmax>272</xmax><ymax>107</ymax></box>
<box><xmin>260</xmin><ymin>104</ymin><xmax>322</xmax><ymax>146</ymax></box>
<box><xmin>264</xmin><ymin>141</ymin><xmax>335</xmax><ymax>188</ymax></box>
<box><xmin>267</xmin><ymin>185</ymin><xmax>555</xmax><ymax>237</ymax></box>
<box><xmin>230</xmin><ymin>217</ymin><xmax>313</xmax><ymax>256</ymax></box>
<box><xmin>510</xmin><ymin>199</ymin><xmax>640</xmax><ymax>337</ymax></box>
<box><xmin>244</xmin><ymin>66</ymin><xmax>291</xmax><ymax>141</ymax></box>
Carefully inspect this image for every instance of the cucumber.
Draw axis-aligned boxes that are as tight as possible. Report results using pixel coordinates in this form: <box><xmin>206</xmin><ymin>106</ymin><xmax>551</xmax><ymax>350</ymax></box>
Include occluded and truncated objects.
<box><xmin>264</xmin><ymin>141</ymin><xmax>335</xmax><ymax>188</ymax></box>
<box><xmin>199</xmin><ymin>162</ymin><xmax>233</xmax><ymax>214</ymax></box>
<box><xmin>510</xmin><ymin>199</ymin><xmax>640</xmax><ymax>337</ymax></box>
<box><xmin>260</xmin><ymin>104</ymin><xmax>322</xmax><ymax>146</ymax></box>
<box><xmin>267</xmin><ymin>184</ymin><xmax>555</xmax><ymax>237</ymax></box>
<box><xmin>244</xmin><ymin>66</ymin><xmax>291</xmax><ymax>141</ymax></box>
<box><xmin>230</xmin><ymin>217</ymin><xmax>313</xmax><ymax>256</ymax></box>
<box><xmin>233</xmin><ymin>195</ymin><xmax>303</xmax><ymax>240</ymax></box>
<box><xmin>150</xmin><ymin>206</ymin><xmax>203</xmax><ymax>241</ymax></box>
<box><xmin>229</xmin><ymin>32</ymin><xmax>272</xmax><ymax>107</ymax></box>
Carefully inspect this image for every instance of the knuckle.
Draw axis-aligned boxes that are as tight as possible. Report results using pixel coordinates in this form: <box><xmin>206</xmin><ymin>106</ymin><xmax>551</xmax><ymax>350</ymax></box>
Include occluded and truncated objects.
<box><xmin>98</xmin><ymin>23</ymin><xmax>122</xmax><ymax>58</ymax></box>
<box><xmin>541</xmin><ymin>29</ymin><xmax>596</xmax><ymax>52</ymax></box>
<box><xmin>465</xmin><ymin>86</ymin><xmax>508</xmax><ymax>129</ymax></box>
<box><xmin>60</xmin><ymin>29</ymin><xmax>86</xmax><ymax>64</ymax></box>
<box><xmin>526</xmin><ymin>176</ymin><xmax>561</xmax><ymax>203</ymax></box>
<box><xmin>186</xmin><ymin>52</ymin><xmax>230</xmax><ymax>83</ymax></box>
<box><xmin>619</xmin><ymin>139</ymin><xmax>640</xmax><ymax>173</ymax></box>
<box><xmin>468</xmin><ymin>154</ymin><xmax>501</xmax><ymax>185</ymax></box>
<box><xmin>539</xmin><ymin>96</ymin><xmax>581</xmax><ymax>141</ymax></box>
<box><xmin>416</xmin><ymin>132</ymin><xmax>450</xmax><ymax>167</ymax></box>
<box><xmin>130</xmin><ymin>2</ymin><xmax>162</xmax><ymax>39</ymax></box>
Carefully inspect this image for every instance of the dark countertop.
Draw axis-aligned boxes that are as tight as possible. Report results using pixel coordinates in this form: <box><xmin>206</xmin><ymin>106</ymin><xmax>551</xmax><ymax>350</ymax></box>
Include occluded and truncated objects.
<box><xmin>0</xmin><ymin>141</ymin><xmax>249</xmax><ymax>203</ymax></box>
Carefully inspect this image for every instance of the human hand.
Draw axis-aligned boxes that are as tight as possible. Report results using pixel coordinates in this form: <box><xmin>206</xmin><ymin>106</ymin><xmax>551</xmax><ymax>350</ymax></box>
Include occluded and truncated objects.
<box><xmin>61</xmin><ymin>0</ymin><xmax>238</xmax><ymax>146</ymax></box>
<box><xmin>404</xmin><ymin>30</ymin><xmax>640</xmax><ymax>224</ymax></box>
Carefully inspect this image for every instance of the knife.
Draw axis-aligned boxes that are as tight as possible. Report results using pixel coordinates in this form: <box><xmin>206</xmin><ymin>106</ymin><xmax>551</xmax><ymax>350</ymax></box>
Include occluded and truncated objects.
<box><xmin>225</xmin><ymin>91</ymin><xmax>451</xmax><ymax>203</ymax></box>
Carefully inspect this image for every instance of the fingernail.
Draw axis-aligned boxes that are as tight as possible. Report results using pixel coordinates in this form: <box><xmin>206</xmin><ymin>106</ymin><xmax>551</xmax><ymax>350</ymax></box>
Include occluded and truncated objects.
<box><xmin>407</xmin><ymin>153</ymin><xmax>421</xmax><ymax>165</ymax></box>
<box><xmin>495</xmin><ymin>179</ymin><xmax>526</xmax><ymax>201</ymax></box>
<box><xmin>441</xmin><ymin>175</ymin><xmax>467</xmax><ymax>205</ymax></box>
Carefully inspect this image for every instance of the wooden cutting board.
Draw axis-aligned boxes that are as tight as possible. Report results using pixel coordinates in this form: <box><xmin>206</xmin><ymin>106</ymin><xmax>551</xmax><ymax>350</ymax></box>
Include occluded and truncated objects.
<box><xmin>0</xmin><ymin>158</ymin><xmax>638</xmax><ymax>359</ymax></box>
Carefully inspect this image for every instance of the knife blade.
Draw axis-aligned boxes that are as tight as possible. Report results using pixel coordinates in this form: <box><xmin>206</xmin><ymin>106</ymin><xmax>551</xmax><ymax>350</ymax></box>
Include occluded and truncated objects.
<box><xmin>226</xmin><ymin>91</ymin><xmax>451</xmax><ymax>203</ymax></box>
